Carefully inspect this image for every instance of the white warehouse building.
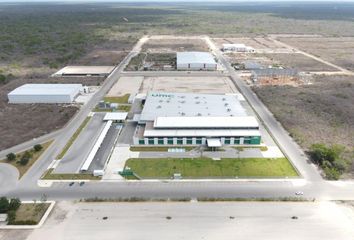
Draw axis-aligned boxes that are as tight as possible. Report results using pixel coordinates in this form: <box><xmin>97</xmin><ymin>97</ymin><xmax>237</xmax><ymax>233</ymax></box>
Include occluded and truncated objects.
<box><xmin>133</xmin><ymin>92</ymin><xmax>261</xmax><ymax>147</ymax></box>
<box><xmin>176</xmin><ymin>52</ymin><xmax>217</xmax><ymax>71</ymax></box>
<box><xmin>8</xmin><ymin>84</ymin><xmax>83</xmax><ymax>104</ymax></box>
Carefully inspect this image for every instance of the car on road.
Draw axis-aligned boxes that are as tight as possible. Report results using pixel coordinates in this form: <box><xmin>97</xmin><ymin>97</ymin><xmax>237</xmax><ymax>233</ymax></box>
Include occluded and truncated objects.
<box><xmin>69</xmin><ymin>182</ymin><xmax>74</xmax><ymax>187</ymax></box>
<box><xmin>295</xmin><ymin>191</ymin><xmax>304</xmax><ymax>196</ymax></box>
<box><xmin>79</xmin><ymin>181</ymin><xmax>85</xmax><ymax>186</ymax></box>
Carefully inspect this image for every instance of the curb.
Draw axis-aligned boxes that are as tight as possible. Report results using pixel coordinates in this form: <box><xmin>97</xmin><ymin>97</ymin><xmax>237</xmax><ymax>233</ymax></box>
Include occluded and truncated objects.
<box><xmin>0</xmin><ymin>201</ymin><xmax>55</xmax><ymax>229</ymax></box>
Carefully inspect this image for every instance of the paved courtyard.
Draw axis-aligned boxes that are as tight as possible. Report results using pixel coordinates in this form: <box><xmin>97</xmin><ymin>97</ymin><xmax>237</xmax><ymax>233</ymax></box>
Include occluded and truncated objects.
<box><xmin>10</xmin><ymin>201</ymin><xmax>354</xmax><ymax>240</ymax></box>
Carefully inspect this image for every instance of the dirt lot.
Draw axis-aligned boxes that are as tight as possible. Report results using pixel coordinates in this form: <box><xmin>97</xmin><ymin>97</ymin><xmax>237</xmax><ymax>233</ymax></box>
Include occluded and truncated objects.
<box><xmin>213</xmin><ymin>37</ymin><xmax>287</xmax><ymax>50</ymax></box>
<box><xmin>73</xmin><ymin>40</ymin><xmax>133</xmax><ymax>66</ymax></box>
<box><xmin>142</xmin><ymin>38</ymin><xmax>209</xmax><ymax>53</ymax></box>
<box><xmin>107</xmin><ymin>76</ymin><xmax>144</xmax><ymax>97</ymax></box>
<box><xmin>277</xmin><ymin>37</ymin><xmax>354</xmax><ymax>71</ymax></box>
<box><xmin>259</xmin><ymin>53</ymin><xmax>337</xmax><ymax>72</ymax></box>
<box><xmin>139</xmin><ymin>76</ymin><xmax>238</xmax><ymax>94</ymax></box>
<box><xmin>252</xmin><ymin>75</ymin><xmax>354</xmax><ymax>175</ymax></box>
<box><xmin>0</xmin><ymin>70</ymin><xmax>107</xmax><ymax>151</ymax></box>
<box><xmin>125</xmin><ymin>53</ymin><xmax>176</xmax><ymax>71</ymax></box>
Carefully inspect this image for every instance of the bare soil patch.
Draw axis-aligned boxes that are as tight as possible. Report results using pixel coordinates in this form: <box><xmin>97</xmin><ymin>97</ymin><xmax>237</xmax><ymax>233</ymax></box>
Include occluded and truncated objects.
<box><xmin>277</xmin><ymin>37</ymin><xmax>354</xmax><ymax>71</ymax></box>
<box><xmin>213</xmin><ymin>37</ymin><xmax>287</xmax><ymax>50</ymax></box>
<box><xmin>139</xmin><ymin>76</ymin><xmax>237</xmax><ymax>94</ymax></box>
<box><xmin>142</xmin><ymin>38</ymin><xmax>209</xmax><ymax>53</ymax></box>
<box><xmin>260</xmin><ymin>53</ymin><xmax>337</xmax><ymax>72</ymax></box>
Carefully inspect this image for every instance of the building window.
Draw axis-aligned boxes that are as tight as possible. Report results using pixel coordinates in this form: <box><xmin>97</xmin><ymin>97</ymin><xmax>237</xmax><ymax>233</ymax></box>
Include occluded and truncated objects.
<box><xmin>196</xmin><ymin>138</ymin><xmax>202</xmax><ymax>144</ymax></box>
<box><xmin>224</xmin><ymin>138</ymin><xmax>231</xmax><ymax>144</ymax></box>
<box><xmin>177</xmin><ymin>138</ymin><xmax>183</xmax><ymax>145</ymax></box>
<box><xmin>158</xmin><ymin>138</ymin><xmax>164</xmax><ymax>145</ymax></box>
<box><xmin>186</xmin><ymin>138</ymin><xmax>193</xmax><ymax>144</ymax></box>
<box><xmin>167</xmin><ymin>138</ymin><xmax>174</xmax><ymax>145</ymax></box>
<box><xmin>139</xmin><ymin>139</ymin><xmax>145</xmax><ymax>145</ymax></box>
<box><xmin>148</xmin><ymin>138</ymin><xmax>155</xmax><ymax>145</ymax></box>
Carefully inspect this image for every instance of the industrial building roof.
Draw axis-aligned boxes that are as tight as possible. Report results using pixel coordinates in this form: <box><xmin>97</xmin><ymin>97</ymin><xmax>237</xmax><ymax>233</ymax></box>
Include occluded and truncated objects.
<box><xmin>154</xmin><ymin>116</ymin><xmax>259</xmax><ymax>129</ymax></box>
<box><xmin>143</xmin><ymin>128</ymin><xmax>261</xmax><ymax>137</ymax></box>
<box><xmin>8</xmin><ymin>84</ymin><xmax>83</xmax><ymax>96</ymax></box>
<box><xmin>53</xmin><ymin>66</ymin><xmax>115</xmax><ymax>76</ymax></box>
<box><xmin>177</xmin><ymin>52</ymin><xmax>216</xmax><ymax>65</ymax></box>
<box><xmin>103</xmin><ymin>112</ymin><xmax>128</xmax><ymax>121</ymax></box>
<box><xmin>140</xmin><ymin>92</ymin><xmax>247</xmax><ymax>122</ymax></box>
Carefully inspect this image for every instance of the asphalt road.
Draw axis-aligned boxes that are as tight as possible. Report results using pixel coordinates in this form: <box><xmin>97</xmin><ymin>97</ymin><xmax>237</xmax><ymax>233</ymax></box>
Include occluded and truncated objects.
<box><xmin>54</xmin><ymin>113</ymin><xmax>106</xmax><ymax>173</ymax></box>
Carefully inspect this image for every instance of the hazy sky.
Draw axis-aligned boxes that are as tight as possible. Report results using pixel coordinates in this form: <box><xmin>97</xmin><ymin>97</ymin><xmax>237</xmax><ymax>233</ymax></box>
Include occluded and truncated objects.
<box><xmin>0</xmin><ymin>0</ymin><xmax>353</xmax><ymax>2</ymax></box>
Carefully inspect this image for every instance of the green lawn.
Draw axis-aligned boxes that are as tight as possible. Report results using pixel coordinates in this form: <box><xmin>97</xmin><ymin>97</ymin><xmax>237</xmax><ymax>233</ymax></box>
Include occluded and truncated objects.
<box><xmin>42</xmin><ymin>168</ymin><xmax>101</xmax><ymax>180</ymax></box>
<box><xmin>56</xmin><ymin>117</ymin><xmax>91</xmax><ymax>159</ymax></box>
<box><xmin>125</xmin><ymin>157</ymin><xmax>298</xmax><ymax>178</ymax></box>
<box><xmin>104</xmin><ymin>94</ymin><xmax>130</xmax><ymax>104</ymax></box>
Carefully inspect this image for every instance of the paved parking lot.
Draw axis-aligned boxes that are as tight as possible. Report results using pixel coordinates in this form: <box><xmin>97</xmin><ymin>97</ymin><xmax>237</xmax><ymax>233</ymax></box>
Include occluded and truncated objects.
<box><xmin>54</xmin><ymin>113</ymin><xmax>106</xmax><ymax>173</ymax></box>
<box><xmin>23</xmin><ymin>201</ymin><xmax>354</xmax><ymax>240</ymax></box>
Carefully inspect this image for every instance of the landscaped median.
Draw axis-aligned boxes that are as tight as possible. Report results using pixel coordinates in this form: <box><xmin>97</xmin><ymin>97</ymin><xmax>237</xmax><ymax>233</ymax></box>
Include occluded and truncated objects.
<box><xmin>0</xmin><ymin>141</ymin><xmax>53</xmax><ymax>179</ymax></box>
<box><xmin>124</xmin><ymin>157</ymin><xmax>298</xmax><ymax>179</ymax></box>
<box><xmin>41</xmin><ymin>168</ymin><xmax>101</xmax><ymax>180</ymax></box>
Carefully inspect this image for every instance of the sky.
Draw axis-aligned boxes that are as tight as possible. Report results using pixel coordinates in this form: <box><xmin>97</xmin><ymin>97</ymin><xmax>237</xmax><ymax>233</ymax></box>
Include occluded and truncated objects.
<box><xmin>0</xmin><ymin>0</ymin><xmax>353</xmax><ymax>2</ymax></box>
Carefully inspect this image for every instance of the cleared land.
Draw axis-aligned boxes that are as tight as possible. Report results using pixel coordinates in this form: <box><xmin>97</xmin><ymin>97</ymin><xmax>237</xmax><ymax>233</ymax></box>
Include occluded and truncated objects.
<box><xmin>22</xmin><ymin>201</ymin><xmax>354</xmax><ymax>240</ymax></box>
<box><xmin>259</xmin><ymin>53</ymin><xmax>337</xmax><ymax>72</ymax></box>
<box><xmin>253</xmin><ymin>75</ymin><xmax>354</xmax><ymax>177</ymax></box>
<box><xmin>142</xmin><ymin>38</ymin><xmax>209</xmax><ymax>53</ymax></box>
<box><xmin>106</xmin><ymin>76</ymin><xmax>143</xmax><ymax>97</ymax></box>
<box><xmin>140</xmin><ymin>76</ymin><xmax>238</xmax><ymax>94</ymax></box>
<box><xmin>277</xmin><ymin>37</ymin><xmax>354</xmax><ymax>71</ymax></box>
<box><xmin>214</xmin><ymin>37</ymin><xmax>287</xmax><ymax>50</ymax></box>
<box><xmin>125</xmin><ymin>157</ymin><xmax>297</xmax><ymax>178</ymax></box>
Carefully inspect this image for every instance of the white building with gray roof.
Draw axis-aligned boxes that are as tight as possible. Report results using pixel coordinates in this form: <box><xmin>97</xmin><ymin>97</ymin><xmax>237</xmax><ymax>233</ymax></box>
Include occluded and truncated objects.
<box><xmin>134</xmin><ymin>92</ymin><xmax>261</xmax><ymax>147</ymax></box>
<box><xmin>176</xmin><ymin>52</ymin><xmax>217</xmax><ymax>71</ymax></box>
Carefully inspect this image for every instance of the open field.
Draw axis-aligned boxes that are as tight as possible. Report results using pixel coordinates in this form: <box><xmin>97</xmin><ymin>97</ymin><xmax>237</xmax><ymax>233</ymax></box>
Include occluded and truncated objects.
<box><xmin>252</xmin><ymin>75</ymin><xmax>354</xmax><ymax>177</ymax></box>
<box><xmin>259</xmin><ymin>53</ymin><xmax>337</xmax><ymax>72</ymax></box>
<box><xmin>107</xmin><ymin>76</ymin><xmax>143</xmax><ymax>97</ymax></box>
<box><xmin>140</xmin><ymin>76</ymin><xmax>238</xmax><ymax>94</ymax></box>
<box><xmin>214</xmin><ymin>37</ymin><xmax>287</xmax><ymax>50</ymax></box>
<box><xmin>0</xmin><ymin>141</ymin><xmax>52</xmax><ymax>178</ymax></box>
<box><xmin>142</xmin><ymin>38</ymin><xmax>209</xmax><ymax>53</ymax></box>
<box><xmin>277</xmin><ymin>37</ymin><xmax>354</xmax><ymax>71</ymax></box>
<box><xmin>125</xmin><ymin>157</ymin><xmax>297</xmax><ymax>178</ymax></box>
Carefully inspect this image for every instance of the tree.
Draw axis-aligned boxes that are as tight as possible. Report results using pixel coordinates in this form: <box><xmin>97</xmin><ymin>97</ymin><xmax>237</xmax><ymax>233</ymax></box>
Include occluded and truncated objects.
<box><xmin>0</xmin><ymin>197</ymin><xmax>9</xmax><ymax>213</ymax></box>
<box><xmin>6</xmin><ymin>153</ymin><xmax>16</xmax><ymax>161</ymax></box>
<box><xmin>33</xmin><ymin>144</ymin><xmax>43</xmax><ymax>152</ymax></box>
<box><xmin>19</xmin><ymin>156</ymin><xmax>30</xmax><ymax>166</ymax></box>
<box><xmin>8</xmin><ymin>198</ymin><xmax>21</xmax><ymax>211</ymax></box>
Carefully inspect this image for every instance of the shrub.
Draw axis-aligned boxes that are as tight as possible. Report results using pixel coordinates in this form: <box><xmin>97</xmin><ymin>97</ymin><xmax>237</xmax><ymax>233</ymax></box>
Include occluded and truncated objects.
<box><xmin>0</xmin><ymin>197</ymin><xmax>9</xmax><ymax>213</ymax></box>
<box><xmin>8</xmin><ymin>198</ymin><xmax>21</xmax><ymax>211</ymax></box>
<box><xmin>6</xmin><ymin>153</ymin><xmax>16</xmax><ymax>161</ymax></box>
<box><xmin>19</xmin><ymin>156</ymin><xmax>30</xmax><ymax>166</ymax></box>
<box><xmin>323</xmin><ymin>167</ymin><xmax>340</xmax><ymax>180</ymax></box>
<box><xmin>33</xmin><ymin>144</ymin><xmax>43</xmax><ymax>152</ymax></box>
<box><xmin>6</xmin><ymin>210</ymin><xmax>16</xmax><ymax>223</ymax></box>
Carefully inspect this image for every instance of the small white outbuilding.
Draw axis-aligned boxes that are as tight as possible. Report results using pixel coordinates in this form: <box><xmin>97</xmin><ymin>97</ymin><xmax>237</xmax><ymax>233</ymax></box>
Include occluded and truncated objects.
<box><xmin>8</xmin><ymin>84</ymin><xmax>83</xmax><ymax>104</ymax></box>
